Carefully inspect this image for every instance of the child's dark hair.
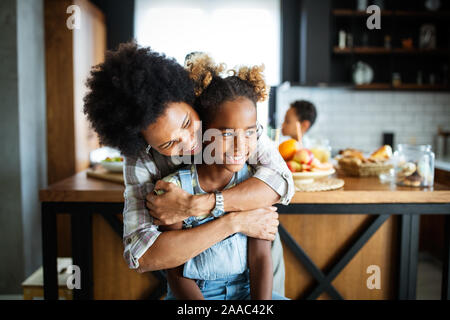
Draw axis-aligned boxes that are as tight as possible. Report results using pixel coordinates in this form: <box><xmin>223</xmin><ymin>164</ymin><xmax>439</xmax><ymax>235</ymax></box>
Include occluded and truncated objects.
<box><xmin>185</xmin><ymin>54</ymin><xmax>267</xmax><ymax>126</ymax></box>
<box><xmin>83</xmin><ymin>41</ymin><xmax>195</xmax><ymax>158</ymax></box>
<box><xmin>291</xmin><ymin>100</ymin><xmax>317</xmax><ymax>127</ymax></box>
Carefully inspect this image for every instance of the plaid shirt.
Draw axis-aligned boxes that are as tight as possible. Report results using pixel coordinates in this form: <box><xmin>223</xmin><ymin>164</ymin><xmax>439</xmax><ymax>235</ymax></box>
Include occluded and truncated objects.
<box><xmin>122</xmin><ymin>123</ymin><xmax>294</xmax><ymax>269</ymax></box>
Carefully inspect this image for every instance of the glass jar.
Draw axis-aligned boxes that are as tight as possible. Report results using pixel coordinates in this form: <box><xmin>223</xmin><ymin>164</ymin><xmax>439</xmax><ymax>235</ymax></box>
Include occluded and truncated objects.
<box><xmin>305</xmin><ymin>137</ymin><xmax>332</xmax><ymax>163</ymax></box>
<box><xmin>393</xmin><ymin>144</ymin><xmax>435</xmax><ymax>187</ymax></box>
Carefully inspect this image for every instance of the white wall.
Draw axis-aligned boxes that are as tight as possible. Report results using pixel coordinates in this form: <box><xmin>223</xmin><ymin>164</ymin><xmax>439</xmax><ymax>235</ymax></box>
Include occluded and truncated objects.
<box><xmin>275</xmin><ymin>86</ymin><xmax>450</xmax><ymax>156</ymax></box>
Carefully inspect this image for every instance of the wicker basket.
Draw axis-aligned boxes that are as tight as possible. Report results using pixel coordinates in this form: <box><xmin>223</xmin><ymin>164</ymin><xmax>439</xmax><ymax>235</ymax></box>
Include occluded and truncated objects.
<box><xmin>338</xmin><ymin>158</ymin><xmax>393</xmax><ymax>177</ymax></box>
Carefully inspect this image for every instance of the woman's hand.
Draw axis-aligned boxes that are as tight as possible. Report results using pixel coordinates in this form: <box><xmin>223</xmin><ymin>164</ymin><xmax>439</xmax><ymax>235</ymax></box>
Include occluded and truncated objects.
<box><xmin>146</xmin><ymin>180</ymin><xmax>214</xmax><ymax>225</ymax></box>
<box><xmin>146</xmin><ymin>180</ymin><xmax>193</xmax><ymax>225</ymax></box>
<box><xmin>228</xmin><ymin>206</ymin><xmax>279</xmax><ymax>241</ymax></box>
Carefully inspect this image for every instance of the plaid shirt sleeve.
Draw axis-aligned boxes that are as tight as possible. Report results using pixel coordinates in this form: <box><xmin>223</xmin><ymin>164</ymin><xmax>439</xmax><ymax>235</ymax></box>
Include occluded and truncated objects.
<box><xmin>251</xmin><ymin>122</ymin><xmax>295</xmax><ymax>205</ymax></box>
<box><xmin>122</xmin><ymin>152</ymin><xmax>162</xmax><ymax>270</ymax></box>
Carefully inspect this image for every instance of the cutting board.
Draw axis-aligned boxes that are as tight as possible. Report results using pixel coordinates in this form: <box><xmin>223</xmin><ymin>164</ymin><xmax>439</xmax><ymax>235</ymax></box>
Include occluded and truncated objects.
<box><xmin>86</xmin><ymin>167</ymin><xmax>124</xmax><ymax>184</ymax></box>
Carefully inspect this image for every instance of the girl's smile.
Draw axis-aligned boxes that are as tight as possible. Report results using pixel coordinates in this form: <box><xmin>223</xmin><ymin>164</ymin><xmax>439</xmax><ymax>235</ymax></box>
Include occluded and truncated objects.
<box><xmin>205</xmin><ymin>97</ymin><xmax>257</xmax><ymax>173</ymax></box>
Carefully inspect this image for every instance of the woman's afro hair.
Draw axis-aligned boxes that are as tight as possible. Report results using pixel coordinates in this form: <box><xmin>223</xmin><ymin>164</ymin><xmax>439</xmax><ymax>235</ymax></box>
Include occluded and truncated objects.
<box><xmin>83</xmin><ymin>41</ymin><xmax>195</xmax><ymax>158</ymax></box>
<box><xmin>185</xmin><ymin>53</ymin><xmax>268</xmax><ymax>126</ymax></box>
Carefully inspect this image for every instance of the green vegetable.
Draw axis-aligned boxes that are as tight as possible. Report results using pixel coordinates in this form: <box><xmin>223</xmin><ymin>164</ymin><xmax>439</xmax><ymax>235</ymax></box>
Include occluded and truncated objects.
<box><xmin>103</xmin><ymin>156</ymin><xmax>123</xmax><ymax>162</ymax></box>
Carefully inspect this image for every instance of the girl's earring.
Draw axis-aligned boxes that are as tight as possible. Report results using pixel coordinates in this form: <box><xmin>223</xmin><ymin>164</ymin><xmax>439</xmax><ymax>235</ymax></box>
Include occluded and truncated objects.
<box><xmin>146</xmin><ymin>145</ymin><xmax>151</xmax><ymax>154</ymax></box>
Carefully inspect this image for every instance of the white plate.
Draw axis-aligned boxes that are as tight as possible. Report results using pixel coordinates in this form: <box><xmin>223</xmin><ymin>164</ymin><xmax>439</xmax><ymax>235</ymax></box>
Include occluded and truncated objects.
<box><xmin>101</xmin><ymin>160</ymin><xmax>124</xmax><ymax>173</ymax></box>
<box><xmin>292</xmin><ymin>168</ymin><xmax>336</xmax><ymax>185</ymax></box>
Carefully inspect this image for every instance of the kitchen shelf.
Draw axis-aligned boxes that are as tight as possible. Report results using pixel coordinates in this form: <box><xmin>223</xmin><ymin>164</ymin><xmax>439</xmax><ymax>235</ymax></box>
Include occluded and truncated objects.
<box><xmin>334</xmin><ymin>47</ymin><xmax>391</xmax><ymax>54</ymax></box>
<box><xmin>332</xmin><ymin>9</ymin><xmax>393</xmax><ymax>16</ymax></box>
<box><xmin>354</xmin><ymin>83</ymin><xmax>392</xmax><ymax>90</ymax></box>
<box><xmin>333</xmin><ymin>47</ymin><xmax>450</xmax><ymax>55</ymax></box>
<box><xmin>330</xmin><ymin>1</ymin><xmax>450</xmax><ymax>90</ymax></box>
<box><xmin>332</xmin><ymin>9</ymin><xmax>450</xmax><ymax>18</ymax></box>
<box><xmin>354</xmin><ymin>83</ymin><xmax>450</xmax><ymax>91</ymax></box>
<box><xmin>392</xmin><ymin>83</ymin><xmax>450</xmax><ymax>90</ymax></box>
<box><xmin>394</xmin><ymin>10</ymin><xmax>450</xmax><ymax>18</ymax></box>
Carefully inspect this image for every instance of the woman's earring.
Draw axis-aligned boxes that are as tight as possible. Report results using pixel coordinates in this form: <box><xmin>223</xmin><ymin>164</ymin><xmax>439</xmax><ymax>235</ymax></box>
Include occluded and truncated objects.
<box><xmin>146</xmin><ymin>145</ymin><xmax>151</xmax><ymax>154</ymax></box>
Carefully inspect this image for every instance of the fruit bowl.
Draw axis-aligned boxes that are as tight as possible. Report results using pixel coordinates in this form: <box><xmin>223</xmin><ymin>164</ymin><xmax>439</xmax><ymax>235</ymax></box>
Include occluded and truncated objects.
<box><xmin>292</xmin><ymin>168</ymin><xmax>336</xmax><ymax>185</ymax></box>
<box><xmin>101</xmin><ymin>157</ymin><xmax>124</xmax><ymax>173</ymax></box>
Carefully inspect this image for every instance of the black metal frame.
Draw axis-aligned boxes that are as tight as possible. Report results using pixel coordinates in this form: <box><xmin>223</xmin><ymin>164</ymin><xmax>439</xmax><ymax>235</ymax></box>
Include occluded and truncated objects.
<box><xmin>41</xmin><ymin>202</ymin><xmax>166</xmax><ymax>300</ymax></box>
<box><xmin>279</xmin><ymin>214</ymin><xmax>391</xmax><ymax>300</ymax></box>
<box><xmin>275</xmin><ymin>203</ymin><xmax>450</xmax><ymax>300</ymax></box>
<box><xmin>41</xmin><ymin>201</ymin><xmax>450</xmax><ymax>300</ymax></box>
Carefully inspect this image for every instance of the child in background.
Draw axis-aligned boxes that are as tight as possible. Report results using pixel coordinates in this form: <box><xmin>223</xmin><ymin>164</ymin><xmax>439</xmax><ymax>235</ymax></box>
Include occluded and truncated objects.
<box><xmin>158</xmin><ymin>54</ymin><xmax>287</xmax><ymax>300</ymax></box>
<box><xmin>281</xmin><ymin>100</ymin><xmax>317</xmax><ymax>140</ymax></box>
<box><xmin>281</xmin><ymin>100</ymin><xmax>332</xmax><ymax>163</ymax></box>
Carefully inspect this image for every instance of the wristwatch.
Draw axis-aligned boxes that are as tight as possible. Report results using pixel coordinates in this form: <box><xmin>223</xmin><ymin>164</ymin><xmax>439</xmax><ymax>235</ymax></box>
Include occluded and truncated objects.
<box><xmin>211</xmin><ymin>190</ymin><xmax>225</xmax><ymax>218</ymax></box>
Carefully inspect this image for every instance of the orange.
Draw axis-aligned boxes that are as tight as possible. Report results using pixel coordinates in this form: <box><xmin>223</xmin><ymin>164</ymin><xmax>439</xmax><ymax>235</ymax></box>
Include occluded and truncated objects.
<box><xmin>278</xmin><ymin>139</ymin><xmax>299</xmax><ymax>161</ymax></box>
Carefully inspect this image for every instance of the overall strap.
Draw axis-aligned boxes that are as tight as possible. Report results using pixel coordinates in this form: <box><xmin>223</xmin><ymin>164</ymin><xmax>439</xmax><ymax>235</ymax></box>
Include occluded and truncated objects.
<box><xmin>178</xmin><ymin>169</ymin><xmax>194</xmax><ymax>195</ymax></box>
<box><xmin>236</xmin><ymin>163</ymin><xmax>249</xmax><ymax>184</ymax></box>
<box><xmin>178</xmin><ymin>168</ymin><xmax>196</xmax><ymax>228</ymax></box>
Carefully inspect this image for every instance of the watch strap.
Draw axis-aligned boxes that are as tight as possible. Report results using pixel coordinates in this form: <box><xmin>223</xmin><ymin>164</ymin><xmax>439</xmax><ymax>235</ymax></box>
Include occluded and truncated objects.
<box><xmin>212</xmin><ymin>191</ymin><xmax>225</xmax><ymax>217</ymax></box>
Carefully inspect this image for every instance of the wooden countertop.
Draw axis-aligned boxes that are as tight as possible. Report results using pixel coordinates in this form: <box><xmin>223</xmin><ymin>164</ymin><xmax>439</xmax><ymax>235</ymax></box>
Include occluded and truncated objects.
<box><xmin>40</xmin><ymin>171</ymin><xmax>125</xmax><ymax>203</ymax></box>
<box><xmin>40</xmin><ymin>170</ymin><xmax>450</xmax><ymax>204</ymax></box>
<box><xmin>291</xmin><ymin>174</ymin><xmax>450</xmax><ymax>204</ymax></box>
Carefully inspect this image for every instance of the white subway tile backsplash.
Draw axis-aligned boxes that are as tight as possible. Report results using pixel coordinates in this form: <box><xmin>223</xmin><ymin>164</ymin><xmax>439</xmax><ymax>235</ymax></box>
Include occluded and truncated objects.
<box><xmin>433</xmin><ymin>93</ymin><xmax>450</xmax><ymax>105</ymax></box>
<box><xmin>276</xmin><ymin>87</ymin><xmax>450</xmax><ymax>152</ymax></box>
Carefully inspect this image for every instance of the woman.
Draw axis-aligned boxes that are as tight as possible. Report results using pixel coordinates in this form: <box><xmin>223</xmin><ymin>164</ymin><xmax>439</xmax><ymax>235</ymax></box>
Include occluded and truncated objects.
<box><xmin>83</xmin><ymin>42</ymin><xmax>294</xmax><ymax>296</ymax></box>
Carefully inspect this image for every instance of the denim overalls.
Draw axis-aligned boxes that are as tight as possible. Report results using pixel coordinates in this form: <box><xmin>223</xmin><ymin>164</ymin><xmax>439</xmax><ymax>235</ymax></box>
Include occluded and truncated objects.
<box><xmin>165</xmin><ymin>164</ymin><xmax>288</xmax><ymax>300</ymax></box>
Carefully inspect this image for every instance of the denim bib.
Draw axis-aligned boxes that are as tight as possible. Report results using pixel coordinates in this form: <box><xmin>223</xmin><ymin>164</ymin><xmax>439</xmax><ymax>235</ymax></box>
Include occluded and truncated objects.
<box><xmin>178</xmin><ymin>164</ymin><xmax>250</xmax><ymax>280</ymax></box>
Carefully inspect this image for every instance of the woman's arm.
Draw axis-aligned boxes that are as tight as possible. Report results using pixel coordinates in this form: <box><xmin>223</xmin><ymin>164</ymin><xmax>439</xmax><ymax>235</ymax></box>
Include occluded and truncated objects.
<box><xmin>137</xmin><ymin>207</ymin><xmax>279</xmax><ymax>272</ymax></box>
<box><xmin>198</xmin><ymin>177</ymin><xmax>280</xmax><ymax>213</ymax></box>
<box><xmin>147</xmin><ymin>177</ymin><xmax>279</xmax><ymax>225</ymax></box>
<box><xmin>248</xmin><ymin>238</ymin><xmax>273</xmax><ymax>300</ymax></box>
<box><xmin>159</xmin><ymin>222</ymin><xmax>204</xmax><ymax>300</ymax></box>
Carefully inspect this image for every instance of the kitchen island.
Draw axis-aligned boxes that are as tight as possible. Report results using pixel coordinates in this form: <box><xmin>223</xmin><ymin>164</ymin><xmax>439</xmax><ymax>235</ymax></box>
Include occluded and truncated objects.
<box><xmin>279</xmin><ymin>174</ymin><xmax>450</xmax><ymax>300</ymax></box>
<box><xmin>39</xmin><ymin>170</ymin><xmax>450</xmax><ymax>300</ymax></box>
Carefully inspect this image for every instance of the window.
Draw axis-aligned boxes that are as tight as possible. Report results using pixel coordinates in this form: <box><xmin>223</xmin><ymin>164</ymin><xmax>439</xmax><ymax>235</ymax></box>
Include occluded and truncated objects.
<box><xmin>135</xmin><ymin>0</ymin><xmax>280</xmax><ymax>127</ymax></box>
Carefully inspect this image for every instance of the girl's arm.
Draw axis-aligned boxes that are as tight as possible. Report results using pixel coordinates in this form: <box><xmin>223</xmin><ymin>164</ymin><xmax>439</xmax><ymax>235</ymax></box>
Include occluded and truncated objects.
<box><xmin>248</xmin><ymin>238</ymin><xmax>273</xmax><ymax>300</ymax></box>
<box><xmin>137</xmin><ymin>207</ymin><xmax>279</xmax><ymax>272</ymax></box>
<box><xmin>159</xmin><ymin>222</ymin><xmax>204</xmax><ymax>300</ymax></box>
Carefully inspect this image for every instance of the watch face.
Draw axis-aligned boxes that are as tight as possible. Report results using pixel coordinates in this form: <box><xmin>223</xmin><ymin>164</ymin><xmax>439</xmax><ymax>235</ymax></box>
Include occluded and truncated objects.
<box><xmin>212</xmin><ymin>208</ymin><xmax>222</xmax><ymax>217</ymax></box>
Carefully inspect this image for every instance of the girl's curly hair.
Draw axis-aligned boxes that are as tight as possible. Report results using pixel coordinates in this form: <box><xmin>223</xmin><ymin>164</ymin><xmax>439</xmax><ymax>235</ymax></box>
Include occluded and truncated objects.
<box><xmin>83</xmin><ymin>41</ymin><xmax>195</xmax><ymax>158</ymax></box>
<box><xmin>185</xmin><ymin>53</ymin><xmax>268</xmax><ymax>126</ymax></box>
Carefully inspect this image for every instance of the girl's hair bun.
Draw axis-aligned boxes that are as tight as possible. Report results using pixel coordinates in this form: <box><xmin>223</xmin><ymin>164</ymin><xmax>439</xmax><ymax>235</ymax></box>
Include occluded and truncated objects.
<box><xmin>185</xmin><ymin>53</ymin><xmax>226</xmax><ymax>97</ymax></box>
<box><xmin>234</xmin><ymin>65</ymin><xmax>268</xmax><ymax>102</ymax></box>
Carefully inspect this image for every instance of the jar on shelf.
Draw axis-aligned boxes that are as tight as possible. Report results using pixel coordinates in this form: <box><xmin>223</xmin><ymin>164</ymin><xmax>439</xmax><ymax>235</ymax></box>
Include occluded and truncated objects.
<box><xmin>393</xmin><ymin>144</ymin><xmax>435</xmax><ymax>187</ymax></box>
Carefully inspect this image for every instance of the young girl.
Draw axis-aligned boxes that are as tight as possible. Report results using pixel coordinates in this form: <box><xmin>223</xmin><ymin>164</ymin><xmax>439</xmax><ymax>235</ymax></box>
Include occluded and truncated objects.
<box><xmin>158</xmin><ymin>55</ymin><xmax>287</xmax><ymax>300</ymax></box>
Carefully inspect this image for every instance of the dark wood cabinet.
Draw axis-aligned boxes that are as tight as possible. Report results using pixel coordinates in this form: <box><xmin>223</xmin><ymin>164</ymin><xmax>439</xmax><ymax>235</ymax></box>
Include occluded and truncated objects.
<box><xmin>330</xmin><ymin>0</ymin><xmax>450</xmax><ymax>90</ymax></box>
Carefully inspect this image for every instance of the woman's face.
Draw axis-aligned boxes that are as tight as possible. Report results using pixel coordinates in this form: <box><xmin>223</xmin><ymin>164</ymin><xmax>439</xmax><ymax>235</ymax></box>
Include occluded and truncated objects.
<box><xmin>205</xmin><ymin>97</ymin><xmax>257</xmax><ymax>173</ymax></box>
<box><xmin>141</xmin><ymin>102</ymin><xmax>201</xmax><ymax>157</ymax></box>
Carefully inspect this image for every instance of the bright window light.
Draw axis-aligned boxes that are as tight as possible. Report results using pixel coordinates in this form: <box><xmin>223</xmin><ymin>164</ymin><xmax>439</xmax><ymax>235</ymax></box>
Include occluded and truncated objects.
<box><xmin>135</xmin><ymin>0</ymin><xmax>280</xmax><ymax>128</ymax></box>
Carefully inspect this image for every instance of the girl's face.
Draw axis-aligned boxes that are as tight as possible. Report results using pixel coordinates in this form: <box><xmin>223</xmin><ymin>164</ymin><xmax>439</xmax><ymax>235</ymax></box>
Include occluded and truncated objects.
<box><xmin>141</xmin><ymin>102</ymin><xmax>201</xmax><ymax>157</ymax></box>
<box><xmin>281</xmin><ymin>107</ymin><xmax>299</xmax><ymax>138</ymax></box>
<box><xmin>205</xmin><ymin>97</ymin><xmax>257</xmax><ymax>173</ymax></box>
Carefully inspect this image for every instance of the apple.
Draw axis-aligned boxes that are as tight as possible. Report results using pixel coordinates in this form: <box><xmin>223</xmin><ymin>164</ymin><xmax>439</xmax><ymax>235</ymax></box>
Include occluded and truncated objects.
<box><xmin>311</xmin><ymin>158</ymin><xmax>333</xmax><ymax>171</ymax></box>
<box><xmin>286</xmin><ymin>160</ymin><xmax>301</xmax><ymax>173</ymax></box>
<box><xmin>311</xmin><ymin>158</ymin><xmax>321</xmax><ymax>167</ymax></box>
<box><xmin>301</xmin><ymin>163</ymin><xmax>311</xmax><ymax>172</ymax></box>
<box><xmin>293</xmin><ymin>149</ymin><xmax>314</xmax><ymax>165</ymax></box>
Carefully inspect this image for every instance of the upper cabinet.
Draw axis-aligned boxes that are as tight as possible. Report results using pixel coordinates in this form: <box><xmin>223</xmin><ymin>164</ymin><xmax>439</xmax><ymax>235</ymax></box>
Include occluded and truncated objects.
<box><xmin>330</xmin><ymin>0</ymin><xmax>450</xmax><ymax>90</ymax></box>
